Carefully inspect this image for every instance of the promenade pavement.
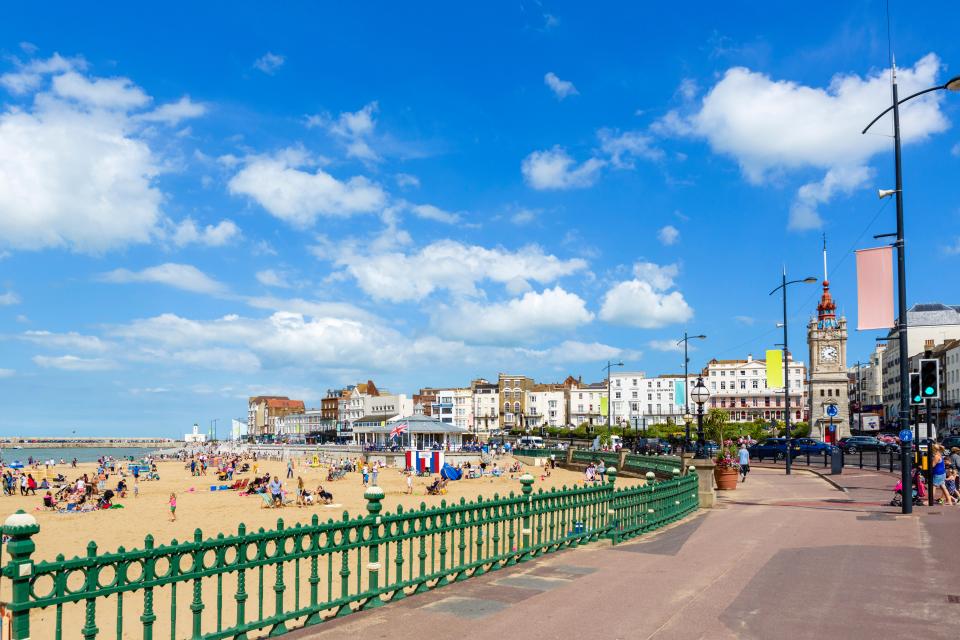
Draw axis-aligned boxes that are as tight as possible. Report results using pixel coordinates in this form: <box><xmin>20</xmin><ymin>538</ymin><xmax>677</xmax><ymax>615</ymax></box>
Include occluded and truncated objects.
<box><xmin>294</xmin><ymin>467</ymin><xmax>959</xmax><ymax>640</ymax></box>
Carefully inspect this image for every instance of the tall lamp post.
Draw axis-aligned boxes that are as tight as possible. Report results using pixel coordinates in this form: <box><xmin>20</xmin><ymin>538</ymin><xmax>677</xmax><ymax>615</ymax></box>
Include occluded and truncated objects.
<box><xmin>863</xmin><ymin>70</ymin><xmax>960</xmax><ymax>514</ymax></box>
<box><xmin>769</xmin><ymin>271</ymin><xmax>817</xmax><ymax>475</ymax></box>
<box><xmin>604</xmin><ymin>360</ymin><xmax>624</xmax><ymax>431</ymax></box>
<box><xmin>677</xmin><ymin>332</ymin><xmax>706</xmax><ymax>452</ymax></box>
<box><xmin>690</xmin><ymin>377</ymin><xmax>710</xmax><ymax>458</ymax></box>
<box><xmin>770</xmin><ymin>267</ymin><xmax>817</xmax><ymax>475</ymax></box>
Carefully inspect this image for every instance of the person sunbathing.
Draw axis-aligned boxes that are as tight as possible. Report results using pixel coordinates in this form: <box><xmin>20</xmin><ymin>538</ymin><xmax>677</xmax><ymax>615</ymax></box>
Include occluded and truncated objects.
<box><xmin>315</xmin><ymin>485</ymin><xmax>333</xmax><ymax>504</ymax></box>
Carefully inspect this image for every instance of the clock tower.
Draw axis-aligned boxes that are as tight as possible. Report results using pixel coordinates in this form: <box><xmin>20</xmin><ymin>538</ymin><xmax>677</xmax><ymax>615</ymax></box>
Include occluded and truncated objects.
<box><xmin>807</xmin><ymin>254</ymin><xmax>849</xmax><ymax>442</ymax></box>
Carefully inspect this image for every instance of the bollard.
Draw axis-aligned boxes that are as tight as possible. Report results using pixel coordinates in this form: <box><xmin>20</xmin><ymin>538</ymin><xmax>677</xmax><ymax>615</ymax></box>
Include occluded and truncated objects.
<box><xmin>361</xmin><ymin>486</ymin><xmax>386</xmax><ymax>609</ymax></box>
<box><xmin>3</xmin><ymin>510</ymin><xmax>40</xmax><ymax>640</ymax></box>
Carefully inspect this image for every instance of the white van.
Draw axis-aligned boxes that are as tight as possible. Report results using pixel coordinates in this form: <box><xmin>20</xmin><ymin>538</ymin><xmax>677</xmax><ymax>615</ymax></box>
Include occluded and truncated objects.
<box><xmin>517</xmin><ymin>436</ymin><xmax>545</xmax><ymax>449</ymax></box>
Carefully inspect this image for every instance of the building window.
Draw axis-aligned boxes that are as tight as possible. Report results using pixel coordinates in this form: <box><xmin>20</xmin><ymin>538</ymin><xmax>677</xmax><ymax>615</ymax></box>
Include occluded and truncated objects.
<box><xmin>752</xmin><ymin>380</ymin><xmax>759</xmax><ymax>389</ymax></box>
<box><xmin>514</xmin><ymin>402</ymin><xmax>520</xmax><ymax>413</ymax></box>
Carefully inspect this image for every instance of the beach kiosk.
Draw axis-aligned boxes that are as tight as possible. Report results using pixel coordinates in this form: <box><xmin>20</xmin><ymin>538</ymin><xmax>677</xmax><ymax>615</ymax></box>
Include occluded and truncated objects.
<box><xmin>351</xmin><ymin>415</ymin><xmax>468</xmax><ymax>451</ymax></box>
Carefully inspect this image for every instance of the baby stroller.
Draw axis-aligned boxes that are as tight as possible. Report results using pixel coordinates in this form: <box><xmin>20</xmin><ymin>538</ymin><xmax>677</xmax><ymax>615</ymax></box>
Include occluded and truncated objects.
<box><xmin>890</xmin><ymin>469</ymin><xmax>926</xmax><ymax>507</ymax></box>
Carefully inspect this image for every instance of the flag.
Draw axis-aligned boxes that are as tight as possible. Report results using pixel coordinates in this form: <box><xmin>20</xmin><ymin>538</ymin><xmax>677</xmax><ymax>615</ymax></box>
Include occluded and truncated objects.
<box><xmin>600</xmin><ymin>397</ymin><xmax>608</xmax><ymax>417</ymax></box>
<box><xmin>766</xmin><ymin>350</ymin><xmax>783</xmax><ymax>389</ymax></box>
<box><xmin>856</xmin><ymin>247</ymin><xmax>894</xmax><ymax>330</ymax></box>
<box><xmin>389</xmin><ymin>422</ymin><xmax>408</xmax><ymax>438</ymax></box>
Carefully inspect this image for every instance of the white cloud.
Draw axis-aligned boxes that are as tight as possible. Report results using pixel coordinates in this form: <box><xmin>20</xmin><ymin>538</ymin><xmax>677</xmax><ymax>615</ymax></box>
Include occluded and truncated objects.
<box><xmin>432</xmin><ymin>287</ymin><xmax>593</xmax><ymax>344</ymax></box>
<box><xmin>170</xmin><ymin>218</ymin><xmax>241</xmax><ymax>247</ymax></box>
<box><xmin>734</xmin><ymin>315</ymin><xmax>756</xmax><ymax>325</ymax></box>
<box><xmin>100</xmin><ymin>263</ymin><xmax>226</xmax><ymax>295</ymax></box>
<box><xmin>676</xmin><ymin>78</ymin><xmax>699</xmax><ymax>101</ymax></box>
<box><xmin>521</xmin><ymin>146</ymin><xmax>604</xmax><ymax>190</ymax></box>
<box><xmin>21</xmin><ymin>330</ymin><xmax>107</xmax><ymax>352</ymax></box>
<box><xmin>0</xmin><ymin>291</ymin><xmax>20</xmax><ymax>305</ymax></box>
<box><xmin>0</xmin><ymin>53</ymin><xmax>80</xmax><ymax>95</ymax></box>
<box><xmin>655</xmin><ymin>54</ymin><xmax>948</xmax><ymax>229</ymax></box>
<box><xmin>510</xmin><ymin>208</ymin><xmax>537</xmax><ymax>225</ymax></box>
<box><xmin>253</xmin><ymin>52</ymin><xmax>285</xmax><ymax>75</ymax></box>
<box><xmin>136</xmin><ymin>96</ymin><xmax>206</xmax><ymax>125</ymax></box>
<box><xmin>320</xmin><ymin>101</ymin><xmax>380</xmax><ymax>161</ymax></box>
<box><xmin>0</xmin><ymin>56</ymin><xmax>206</xmax><ymax>253</ymax></box>
<box><xmin>600</xmin><ymin>262</ymin><xmax>693</xmax><ymax>329</ymax></box>
<box><xmin>52</xmin><ymin>71</ymin><xmax>150</xmax><ymax>110</ymax></box>
<box><xmin>658</xmin><ymin>225</ymin><xmax>680</xmax><ymax>246</ymax></box>
<box><xmin>0</xmin><ymin>368</ymin><xmax>14</xmax><ymax>377</ymax></box>
<box><xmin>544</xmin><ymin>72</ymin><xmax>578</xmax><ymax>99</ymax></box>
<box><xmin>335</xmin><ymin>240</ymin><xmax>587</xmax><ymax>302</ymax></box>
<box><xmin>648</xmin><ymin>339</ymin><xmax>683</xmax><ymax>353</ymax></box>
<box><xmin>521</xmin><ymin>340</ymin><xmax>634</xmax><ymax>364</ymax></box>
<box><xmin>789</xmin><ymin>166</ymin><xmax>871</xmax><ymax>230</ymax></box>
<box><xmin>33</xmin><ymin>354</ymin><xmax>118</xmax><ymax>371</ymax></box>
<box><xmin>255</xmin><ymin>269</ymin><xmax>292</xmax><ymax>288</ymax></box>
<box><xmin>395</xmin><ymin>173</ymin><xmax>420</xmax><ymax>188</ymax></box>
<box><xmin>597</xmin><ymin>128</ymin><xmax>663</xmax><ymax>168</ymax></box>
<box><xmin>410</xmin><ymin>203</ymin><xmax>461</xmax><ymax>224</ymax></box>
<box><xmin>951</xmin><ymin>142</ymin><xmax>959</xmax><ymax>157</ymax></box>
<box><xmin>228</xmin><ymin>148</ymin><xmax>386</xmax><ymax>227</ymax></box>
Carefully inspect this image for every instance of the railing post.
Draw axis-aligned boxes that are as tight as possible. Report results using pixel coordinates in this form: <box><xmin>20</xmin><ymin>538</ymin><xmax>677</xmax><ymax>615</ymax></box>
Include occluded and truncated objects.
<box><xmin>361</xmin><ymin>486</ymin><xmax>385</xmax><ymax>610</ymax></box>
<box><xmin>519</xmin><ymin>474</ymin><xmax>534</xmax><ymax>562</ymax></box>
<box><xmin>269</xmin><ymin>519</ymin><xmax>287</xmax><ymax>637</ymax></box>
<box><xmin>2</xmin><ymin>511</ymin><xmax>39</xmax><ymax>640</ymax></box>
<box><xmin>605</xmin><ymin>467</ymin><xmax>618</xmax><ymax>544</ymax></box>
<box><xmin>191</xmin><ymin>529</ymin><xmax>205</xmax><ymax>640</ymax></box>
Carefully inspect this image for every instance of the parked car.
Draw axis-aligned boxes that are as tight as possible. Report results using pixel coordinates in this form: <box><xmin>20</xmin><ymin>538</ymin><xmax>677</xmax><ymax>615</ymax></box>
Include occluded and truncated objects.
<box><xmin>939</xmin><ymin>435</ymin><xmax>960</xmax><ymax>450</ymax></box>
<box><xmin>792</xmin><ymin>438</ymin><xmax>832</xmax><ymax>455</ymax></box>
<box><xmin>840</xmin><ymin>436</ymin><xmax>897</xmax><ymax>454</ymax></box>
<box><xmin>635</xmin><ymin>438</ymin><xmax>671</xmax><ymax>455</ymax></box>
<box><xmin>748</xmin><ymin>438</ymin><xmax>802</xmax><ymax>461</ymax></box>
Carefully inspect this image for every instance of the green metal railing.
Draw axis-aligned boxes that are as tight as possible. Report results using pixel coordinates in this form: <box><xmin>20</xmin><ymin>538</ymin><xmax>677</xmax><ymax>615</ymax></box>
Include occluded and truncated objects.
<box><xmin>511</xmin><ymin>448</ymin><xmax>565</xmax><ymax>458</ymax></box>
<box><xmin>1</xmin><ymin>470</ymin><xmax>698</xmax><ymax>640</ymax></box>
<box><xmin>569</xmin><ymin>450</ymin><xmax>682</xmax><ymax>477</ymax></box>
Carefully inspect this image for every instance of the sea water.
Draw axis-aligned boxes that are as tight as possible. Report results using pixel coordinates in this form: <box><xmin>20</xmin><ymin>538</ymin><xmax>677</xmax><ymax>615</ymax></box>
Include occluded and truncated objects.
<box><xmin>0</xmin><ymin>447</ymin><xmax>161</xmax><ymax>465</ymax></box>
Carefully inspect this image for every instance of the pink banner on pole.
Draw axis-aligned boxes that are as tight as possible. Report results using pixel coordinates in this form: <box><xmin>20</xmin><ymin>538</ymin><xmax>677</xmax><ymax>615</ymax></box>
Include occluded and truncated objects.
<box><xmin>855</xmin><ymin>246</ymin><xmax>894</xmax><ymax>330</ymax></box>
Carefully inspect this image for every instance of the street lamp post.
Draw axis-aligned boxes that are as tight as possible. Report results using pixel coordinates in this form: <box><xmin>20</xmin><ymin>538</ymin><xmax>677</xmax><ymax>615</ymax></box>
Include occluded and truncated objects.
<box><xmin>690</xmin><ymin>377</ymin><xmax>710</xmax><ymax>458</ymax></box>
<box><xmin>604</xmin><ymin>360</ymin><xmax>624</xmax><ymax>431</ymax></box>
<box><xmin>682</xmin><ymin>413</ymin><xmax>693</xmax><ymax>452</ymax></box>
<box><xmin>863</xmin><ymin>70</ymin><xmax>960</xmax><ymax>514</ymax></box>
<box><xmin>677</xmin><ymin>332</ymin><xmax>706</xmax><ymax>452</ymax></box>
<box><xmin>769</xmin><ymin>271</ymin><xmax>817</xmax><ymax>476</ymax></box>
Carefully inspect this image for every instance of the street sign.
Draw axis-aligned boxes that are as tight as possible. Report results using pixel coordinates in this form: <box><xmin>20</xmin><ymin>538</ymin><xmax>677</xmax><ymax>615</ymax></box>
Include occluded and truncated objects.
<box><xmin>825</xmin><ymin>403</ymin><xmax>839</xmax><ymax>418</ymax></box>
<box><xmin>899</xmin><ymin>429</ymin><xmax>913</xmax><ymax>443</ymax></box>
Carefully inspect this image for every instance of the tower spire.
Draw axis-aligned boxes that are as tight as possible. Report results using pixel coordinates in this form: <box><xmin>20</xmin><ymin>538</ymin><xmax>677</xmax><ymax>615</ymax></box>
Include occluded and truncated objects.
<box><xmin>822</xmin><ymin>233</ymin><xmax>828</xmax><ymax>282</ymax></box>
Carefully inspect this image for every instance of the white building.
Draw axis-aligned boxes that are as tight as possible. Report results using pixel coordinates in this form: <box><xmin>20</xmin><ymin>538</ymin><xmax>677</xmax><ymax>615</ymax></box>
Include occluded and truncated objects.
<box><xmin>525</xmin><ymin>388</ymin><xmax>566</xmax><ymax>429</ymax></box>
<box><xmin>567</xmin><ymin>383</ymin><xmax>607</xmax><ymax>427</ymax></box>
<box><xmin>881</xmin><ymin>304</ymin><xmax>960</xmax><ymax>421</ymax></box>
<box><xmin>430</xmin><ymin>388</ymin><xmax>473</xmax><ymax>430</ymax></box>
<box><xmin>184</xmin><ymin>424</ymin><xmax>206</xmax><ymax>443</ymax></box>
<box><xmin>471</xmin><ymin>379</ymin><xmax>499</xmax><ymax>436</ymax></box>
<box><xmin>278</xmin><ymin>409</ymin><xmax>323</xmax><ymax>438</ymax></box>
<box><xmin>609</xmin><ymin>372</ymin><xmax>697</xmax><ymax>428</ymax></box>
<box><xmin>704</xmin><ymin>355</ymin><xmax>808</xmax><ymax>424</ymax></box>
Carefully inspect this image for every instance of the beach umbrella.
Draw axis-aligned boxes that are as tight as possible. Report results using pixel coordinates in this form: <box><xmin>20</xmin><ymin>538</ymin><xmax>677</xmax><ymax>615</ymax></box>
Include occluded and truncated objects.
<box><xmin>9</xmin><ymin>461</ymin><xmax>24</xmax><ymax>469</ymax></box>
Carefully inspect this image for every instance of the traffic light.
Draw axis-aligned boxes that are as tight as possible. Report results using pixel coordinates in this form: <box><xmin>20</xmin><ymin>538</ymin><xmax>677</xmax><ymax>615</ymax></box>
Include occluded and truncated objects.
<box><xmin>919</xmin><ymin>359</ymin><xmax>939</xmax><ymax>399</ymax></box>
<box><xmin>910</xmin><ymin>373</ymin><xmax>922</xmax><ymax>405</ymax></box>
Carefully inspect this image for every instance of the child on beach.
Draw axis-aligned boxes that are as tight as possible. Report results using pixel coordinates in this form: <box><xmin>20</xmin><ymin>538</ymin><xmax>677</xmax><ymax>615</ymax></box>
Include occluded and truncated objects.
<box><xmin>169</xmin><ymin>492</ymin><xmax>177</xmax><ymax>522</ymax></box>
<box><xmin>133</xmin><ymin>475</ymin><xmax>139</xmax><ymax>498</ymax></box>
<box><xmin>361</xmin><ymin>465</ymin><xmax>369</xmax><ymax>486</ymax></box>
<box><xmin>406</xmin><ymin>471</ymin><xmax>413</xmax><ymax>494</ymax></box>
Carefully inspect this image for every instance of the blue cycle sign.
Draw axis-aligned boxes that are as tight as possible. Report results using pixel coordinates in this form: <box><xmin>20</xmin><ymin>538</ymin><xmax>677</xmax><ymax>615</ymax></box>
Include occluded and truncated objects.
<box><xmin>825</xmin><ymin>403</ymin><xmax>839</xmax><ymax>418</ymax></box>
<box><xmin>899</xmin><ymin>429</ymin><xmax>913</xmax><ymax>443</ymax></box>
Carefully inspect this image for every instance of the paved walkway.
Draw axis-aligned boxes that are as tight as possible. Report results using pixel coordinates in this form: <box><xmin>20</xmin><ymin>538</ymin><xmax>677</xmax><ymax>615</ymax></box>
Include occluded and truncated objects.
<box><xmin>293</xmin><ymin>468</ymin><xmax>959</xmax><ymax>640</ymax></box>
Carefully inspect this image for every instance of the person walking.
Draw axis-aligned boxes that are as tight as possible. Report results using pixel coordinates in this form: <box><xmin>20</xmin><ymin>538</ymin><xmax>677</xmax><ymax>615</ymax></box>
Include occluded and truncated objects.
<box><xmin>286</xmin><ymin>459</ymin><xmax>294</xmax><ymax>479</ymax></box>
<box><xmin>406</xmin><ymin>470</ymin><xmax>413</xmax><ymax>494</ymax></box>
<box><xmin>169</xmin><ymin>492</ymin><xmax>177</xmax><ymax>522</ymax></box>
<box><xmin>931</xmin><ymin>444</ymin><xmax>954</xmax><ymax>506</ymax></box>
<box><xmin>361</xmin><ymin>464</ymin><xmax>369</xmax><ymax>487</ymax></box>
<box><xmin>738</xmin><ymin>444</ymin><xmax>750</xmax><ymax>482</ymax></box>
<box><xmin>371</xmin><ymin>462</ymin><xmax>379</xmax><ymax>487</ymax></box>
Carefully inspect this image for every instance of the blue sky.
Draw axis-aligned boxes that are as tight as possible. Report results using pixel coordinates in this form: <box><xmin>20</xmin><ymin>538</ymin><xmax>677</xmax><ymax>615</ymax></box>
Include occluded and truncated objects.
<box><xmin>1</xmin><ymin>2</ymin><xmax>958</xmax><ymax>437</ymax></box>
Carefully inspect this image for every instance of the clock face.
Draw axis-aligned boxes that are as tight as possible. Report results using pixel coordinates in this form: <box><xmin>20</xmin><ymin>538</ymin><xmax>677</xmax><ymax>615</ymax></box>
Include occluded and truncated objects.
<box><xmin>820</xmin><ymin>345</ymin><xmax>838</xmax><ymax>362</ymax></box>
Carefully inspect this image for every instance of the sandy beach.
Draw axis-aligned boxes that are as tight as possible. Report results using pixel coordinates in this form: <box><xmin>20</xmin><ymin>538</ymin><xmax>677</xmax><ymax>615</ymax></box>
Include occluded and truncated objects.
<box><xmin>1</xmin><ymin>455</ymin><xmax>640</xmax><ymax>638</ymax></box>
<box><xmin>2</xmin><ymin>456</ymin><xmax>638</xmax><ymax>561</ymax></box>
